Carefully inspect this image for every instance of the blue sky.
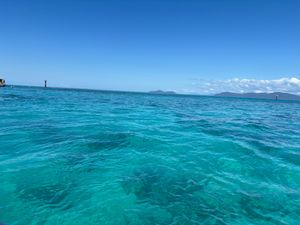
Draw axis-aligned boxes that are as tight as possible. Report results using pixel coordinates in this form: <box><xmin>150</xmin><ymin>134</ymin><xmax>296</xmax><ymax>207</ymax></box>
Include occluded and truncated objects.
<box><xmin>0</xmin><ymin>0</ymin><xmax>300</xmax><ymax>94</ymax></box>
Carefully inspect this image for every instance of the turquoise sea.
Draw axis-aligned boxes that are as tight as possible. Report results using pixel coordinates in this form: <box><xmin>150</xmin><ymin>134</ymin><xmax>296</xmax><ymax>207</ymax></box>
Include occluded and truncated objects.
<box><xmin>1</xmin><ymin>86</ymin><xmax>300</xmax><ymax>225</ymax></box>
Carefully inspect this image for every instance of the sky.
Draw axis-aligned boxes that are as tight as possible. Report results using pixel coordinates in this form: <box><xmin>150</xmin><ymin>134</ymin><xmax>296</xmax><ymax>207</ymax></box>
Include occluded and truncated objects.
<box><xmin>0</xmin><ymin>0</ymin><xmax>300</xmax><ymax>94</ymax></box>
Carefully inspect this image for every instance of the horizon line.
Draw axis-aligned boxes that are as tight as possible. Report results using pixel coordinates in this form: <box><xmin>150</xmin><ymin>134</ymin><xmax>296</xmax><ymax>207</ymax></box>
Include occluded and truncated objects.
<box><xmin>6</xmin><ymin>84</ymin><xmax>300</xmax><ymax>99</ymax></box>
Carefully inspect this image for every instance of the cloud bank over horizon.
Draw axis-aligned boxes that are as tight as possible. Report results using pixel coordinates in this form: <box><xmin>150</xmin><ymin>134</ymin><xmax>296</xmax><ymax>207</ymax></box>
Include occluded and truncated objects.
<box><xmin>181</xmin><ymin>77</ymin><xmax>300</xmax><ymax>95</ymax></box>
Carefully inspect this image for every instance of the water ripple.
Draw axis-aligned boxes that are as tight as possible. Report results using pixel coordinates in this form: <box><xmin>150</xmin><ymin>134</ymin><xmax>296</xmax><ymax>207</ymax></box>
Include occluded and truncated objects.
<box><xmin>0</xmin><ymin>87</ymin><xmax>300</xmax><ymax>224</ymax></box>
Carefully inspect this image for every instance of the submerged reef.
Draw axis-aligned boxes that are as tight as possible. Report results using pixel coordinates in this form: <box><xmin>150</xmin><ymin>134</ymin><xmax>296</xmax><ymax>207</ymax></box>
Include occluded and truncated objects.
<box><xmin>17</xmin><ymin>183</ymin><xmax>72</xmax><ymax>210</ymax></box>
<box><xmin>87</xmin><ymin>132</ymin><xmax>131</xmax><ymax>151</ymax></box>
<box><xmin>121</xmin><ymin>166</ymin><xmax>214</xmax><ymax>224</ymax></box>
<box><xmin>121</xmin><ymin>165</ymin><xmax>295</xmax><ymax>224</ymax></box>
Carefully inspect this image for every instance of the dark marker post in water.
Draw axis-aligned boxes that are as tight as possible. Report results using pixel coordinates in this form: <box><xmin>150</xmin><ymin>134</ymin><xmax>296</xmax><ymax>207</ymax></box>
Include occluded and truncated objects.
<box><xmin>45</xmin><ymin>80</ymin><xmax>47</xmax><ymax>88</ymax></box>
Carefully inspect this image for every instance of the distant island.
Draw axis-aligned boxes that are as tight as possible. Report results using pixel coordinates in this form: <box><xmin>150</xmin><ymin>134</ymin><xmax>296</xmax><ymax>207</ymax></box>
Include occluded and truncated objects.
<box><xmin>149</xmin><ymin>90</ymin><xmax>177</xmax><ymax>95</ymax></box>
<box><xmin>215</xmin><ymin>92</ymin><xmax>300</xmax><ymax>101</ymax></box>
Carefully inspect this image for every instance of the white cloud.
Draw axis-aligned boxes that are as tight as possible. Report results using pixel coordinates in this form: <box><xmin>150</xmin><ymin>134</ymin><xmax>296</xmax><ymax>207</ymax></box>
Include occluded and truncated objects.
<box><xmin>180</xmin><ymin>77</ymin><xmax>300</xmax><ymax>95</ymax></box>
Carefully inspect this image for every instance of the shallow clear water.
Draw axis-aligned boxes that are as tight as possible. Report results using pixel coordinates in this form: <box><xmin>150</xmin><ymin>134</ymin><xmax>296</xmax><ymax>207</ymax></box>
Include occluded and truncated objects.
<box><xmin>1</xmin><ymin>86</ymin><xmax>300</xmax><ymax>225</ymax></box>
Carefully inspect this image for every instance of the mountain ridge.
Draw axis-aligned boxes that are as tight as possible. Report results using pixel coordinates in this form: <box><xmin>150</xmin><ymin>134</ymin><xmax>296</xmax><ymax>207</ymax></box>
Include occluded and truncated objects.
<box><xmin>149</xmin><ymin>90</ymin><xmax>177</xmax><ymax>95</ymax></box>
